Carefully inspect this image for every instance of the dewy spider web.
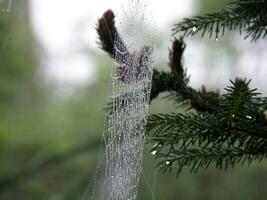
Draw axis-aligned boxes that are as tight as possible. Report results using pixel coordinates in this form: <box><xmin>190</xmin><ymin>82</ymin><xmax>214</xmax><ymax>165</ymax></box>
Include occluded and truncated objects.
<box><xmin>103</xmin><ymin>45</ymin><xmax>153</xmax><ymax>200</ymax></box>
<box><xmin>95</xmin><ymin>1</ymin><xmax>154</xmax><ymax>200</ymax></box>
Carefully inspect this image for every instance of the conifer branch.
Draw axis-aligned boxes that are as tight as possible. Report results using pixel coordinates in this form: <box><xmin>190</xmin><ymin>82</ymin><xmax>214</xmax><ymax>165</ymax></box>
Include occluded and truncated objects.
<box><xmin>97</xmin><ymin>10</ymin><xmax>219</xmax><ymax>113</ymax></box>
<box><xmin>173</xmin><ymin>0</ymin><xmax>267</xmax><ymax>41</ymax></box>
<box><xmin>97</xmin><ymin>9</ymin><xmax>267</xmax><ymax>176</ymax></box>
<box><xmin>156</xmin><ymin>146</ymin><xmax>267</xmax><ymax>175</ymax></box>
<box><xmin>148</xmin><ymin>79</ymin><xmax>267</xmax><ymax>174</ymax></box>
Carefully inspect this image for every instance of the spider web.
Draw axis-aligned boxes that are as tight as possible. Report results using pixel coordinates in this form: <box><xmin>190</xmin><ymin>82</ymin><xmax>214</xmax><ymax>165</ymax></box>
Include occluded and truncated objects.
<box><xmin>101</xmin><ymin>1</ymin><xmax>154</xmax><ymax>199</ymax></box>
<box><xmin>102</xmin><ymin>44</ymin><xmax>153</xmax><ymax>200</ymax></box>
<box><xmin>82</xmin><ymin>1</ymin><xmax>154</xmax><ymax>199</ymax></box>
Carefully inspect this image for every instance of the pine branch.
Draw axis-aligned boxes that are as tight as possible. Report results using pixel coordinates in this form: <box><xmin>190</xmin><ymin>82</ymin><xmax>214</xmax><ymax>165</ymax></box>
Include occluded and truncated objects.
<box><xmin>173</xmin><ymin>0</ymin><xmax>267</xmax><ymax>41</ymax></box>
<box><xmin>147</xmin><ymin>79</ymin><xmax>267</xmax><ymax>175</ymax></box>
<box><xmin>156</xmin><ymin>146</ymin><xmax>267</xmax><ymax>175</ymax></box>
<box><xmin>147</xmin><ymin>112</ymin><xmax>267</xmax><ymax>154</ymax></box>
<box><xmin>97</xmin><ymin>8</ymin><xmax>267</xmax><ymax>176</ymax></box>
<box><xmin>96</xmin><ymin>9</ymin><xmax>127</xmax><ymax>58</ymax></box>
<box><xmin>217</xmin><ymin>79</ymin><xmax>261</xmax><ymax>125</ymax></box>
<box><xmin>97</xmin><ymin>10</ymin><xmax>219</xmax><ymax>113</ymax></box>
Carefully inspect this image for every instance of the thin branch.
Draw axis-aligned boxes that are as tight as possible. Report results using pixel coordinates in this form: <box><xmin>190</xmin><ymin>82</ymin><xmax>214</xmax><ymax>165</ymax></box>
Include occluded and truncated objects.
<box><xmin>97</xmin><ymin>10</ymin><xmax>220</xmax><ymax>113</ymax></box>
<box><xmin>173</xmin><ymin>0</ymin><xmax>267</xmax><ymax>41</ymax></box>
<box><xmin>0</xmin><ymin>140</ymin><xmax>100</xmax><ymax>191</ymax></box>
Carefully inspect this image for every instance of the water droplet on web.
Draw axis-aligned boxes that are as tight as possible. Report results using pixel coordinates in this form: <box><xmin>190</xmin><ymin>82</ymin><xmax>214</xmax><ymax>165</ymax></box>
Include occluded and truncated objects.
<box><xmin>166</xmin><ymin>161</ymin><xmax>170</xmax><ymax>165</ymax></box>
<box><xmin>151</xmin><ymin>150</ymin><xmax>157</xmax><ymax>155</ymax></box>
<box><xmin>215</xmin><ymin>37</ymin><xmax>219</xmax><ymax>42</ymax></box>
<box><xmin>98</xmin><ymin>1</ymin><xmax>154</xmax><ymax>199</ymax></box>
<box><xmin>192</xmin><ymin>26</ymin><xmax>197</xmax><ymax>32</ymax></box>
<box><xmin>152</xmin><ymin>142</ymin><xmax>162</xmax><ymax>149</ymax></box>
<box><xmin>246</xmin><ymin>115</ymin><xmax>252</xmax><ymax>119</ymax></box>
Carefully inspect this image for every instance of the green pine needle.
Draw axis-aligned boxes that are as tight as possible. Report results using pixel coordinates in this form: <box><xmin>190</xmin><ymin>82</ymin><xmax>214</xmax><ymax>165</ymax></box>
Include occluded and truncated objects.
<box><xmin>173</xmin><ymin>0</ymin><xmax>267</xmax><ymax>41</ymax></box>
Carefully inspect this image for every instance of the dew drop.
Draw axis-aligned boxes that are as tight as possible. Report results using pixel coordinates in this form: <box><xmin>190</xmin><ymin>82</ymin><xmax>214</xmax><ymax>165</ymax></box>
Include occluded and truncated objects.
<box><xmin>152</xmin><ymin>142</ymin><xmax>162</xmax><ymax>149</ymax></box>
<box><xmin>166</xmin><ymin>161</ymin><xmax>170</xmax><ymax>165</ymax></box>
<box><xmin>215</xmin><ymin>37</ymin><xmax>219</xmax><ymax>42</ymax></box>
<box><xmin>192</xmin><ymin>26</ymin><xmax>197</xmax><ymax>32</ymax></box>
<box><xmin>246</xmin><ymin>115</ymin><xmax>252</xmax><ymax>119</ymax></box>
<box><xmin>151</xmin><ymin>150</ymin><xmax>157</xmax><ymax>155</ymax></box>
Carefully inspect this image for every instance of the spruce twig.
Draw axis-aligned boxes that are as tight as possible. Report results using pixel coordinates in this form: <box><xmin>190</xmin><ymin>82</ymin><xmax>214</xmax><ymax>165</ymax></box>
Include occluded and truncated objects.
<box><xmin>97</xmin><ymin>10</ymin><xmax>219</xmax><ymax>112</ymax></box>
<box><xmin>97</xmin><ymin>6</ymin><xmax>267</xmax><ymax>176</ymax></box>
<box><xmin>173</xmin><ymin>0</ymin><xmax>267</xmax><ymax>41</ymax></box>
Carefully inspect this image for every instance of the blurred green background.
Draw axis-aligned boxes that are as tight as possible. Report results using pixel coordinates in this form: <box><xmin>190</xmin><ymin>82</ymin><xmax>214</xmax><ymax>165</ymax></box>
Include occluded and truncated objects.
<box><xmin>1</xmin><ymin>0</ymin><xmax>267</xmax><ymax>199</ymax></box>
